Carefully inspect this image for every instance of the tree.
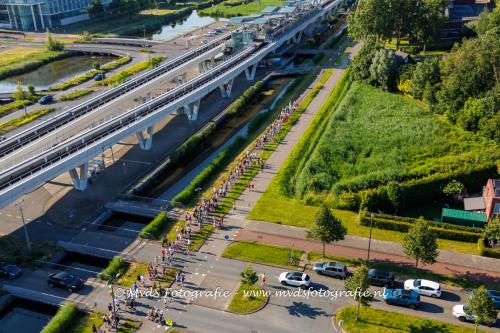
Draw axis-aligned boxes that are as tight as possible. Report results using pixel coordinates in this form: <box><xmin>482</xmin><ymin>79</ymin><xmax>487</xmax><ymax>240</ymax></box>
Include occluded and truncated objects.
<box><xmin>411</xmin><ymin>57</ymin><xmax>440</xmax><ymax>99</ymax></box>
<box><xmin>402</xmin><ymin>219</ymin><xmax>439</xmax><ymax>268</ymax></box>
<box><xmin>12</xmin><ymin>82</ymin><xmax>26</xmax><ymax>101</ymax></box>
<box><xmin>27</xmin><ymin>84</ymin><xmax>35</xmax><ymax>96</ymax></box>
<box><xmin>469</xmin><ymin>6</ymin><xmax>500</xmax><ymax>36</ymax></box>
<box><xmin>415</xmin><ymin>0</ymin><xmax>447</xmax><ymax>52</ymax></box>
<box><xmin>344</xmin><ymin>265</ymin><xmax>372</xmax><ymax>320</ymax></box>
<box><xmin>240</xmin><ymin>264</ymin><xmax>258</xmax><ymax>285</ymax></box>
<box><xmin>307</xmin><ymin>205</ymin><xmax>347</xmax><ymax>257</ymax></box>
<box><xmin>348</xmin><ymin>0</ymin><xmax>393</xmax><ymax>43</ymax></box>
<box><xmin>350</xmin><ymin>38</ymin><xmax>382</xmax><ymax>83</ymax></box>
<box><xmin>484</xmin><ymin>218</ymin><xmax>500</xmax><ymax>246</ymax></box>
<box><xmin>466</xmin><ymin>286</ymin><xmax>497</xmax><ymax>332</ymax></box>
<box><xmin>442</xmin><ymin>180</ymin><xmax>464</xmax><ymax>199</ymax></box>
<box><xmin>386</xmin><ymin>181</ymin><xmax>404</xmax><ymax>214</ymax></box>
<box><xmin>87</xmin><ymin>0</ymin><xmax>105</xmax><ymax>18</ymax></box>
<box><xmin>123</xmin><ymin>0</ymin><xmax>141</xmax><ymax>18</ymax></box>
<box><xmin>92</xmin><ymin>59</ymin><xmax>101</xmax><ymax>70</ymax></box>
<box><xmin>369</xmin><ymin>48</ymin><xmax>397</xmax><ymax>90</ymax></box>
<box><xmin>45</xmin><ymin>31</ymin><xmax>64</xmax><ymax>51</ymax></box>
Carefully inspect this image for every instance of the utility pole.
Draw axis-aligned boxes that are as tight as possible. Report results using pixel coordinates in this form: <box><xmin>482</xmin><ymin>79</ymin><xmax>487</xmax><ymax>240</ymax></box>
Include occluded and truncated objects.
<box><xmin>14</xmin><ymin>199</ymin><xmax>31</xmax><ymax>252</ymax></box>
<box><xmin>366</xmin><ymin>213</ymin><xmax>374</xmax><ymax>264</ymax></box>
<box><xmin>109</xmin><ymin>273</ymin><xmax>121</xmax><ymax>332</ymax></box>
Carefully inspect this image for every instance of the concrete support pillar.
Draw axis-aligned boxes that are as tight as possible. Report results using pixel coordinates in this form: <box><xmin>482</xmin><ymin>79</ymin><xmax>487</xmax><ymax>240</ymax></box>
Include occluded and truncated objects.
<box><xmin>183</xmin><ymin>99</ymin><xmax>201</xmax><ymax>121</ymax></box>
<box><xmin>244</xmin><ymin>63</ymin><xmax>257</xmax><ymax>81</ymax></box>
<box><xmin>293</xmin><ymin>31</ymin><xmax>303</xmax><ymax>44</ymax></box>
<box><xmin>30</xmin><ymin>5</ymin><xmax>38</xmax><ymax>31</ymax></box>
<box><xmin>218</xmin><ymin>80</ymin><xmax>233</xmax><ymax>98</ymax></box>
<box><xmin>38</xmin><ymin>4</ymin><xmax>45</xmax><ymax>30</ymax></box>
<box><xmin>69</xmin><ymin>163</ymin><xmax>89</xmax><ymax>191</ymax></box>
<box><xmin>136</xmin><ymin>126</ymin><xmax>154</xmax><ymax>150</ymax></box>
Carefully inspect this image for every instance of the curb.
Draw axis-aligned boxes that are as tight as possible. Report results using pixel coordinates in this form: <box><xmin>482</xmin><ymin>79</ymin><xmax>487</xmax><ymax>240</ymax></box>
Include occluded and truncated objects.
<box><xmin>225</xmin><ymin>293</ymin><xmax>270</xmax><ymax>316</ymax></box>
<box><xmin>331</xmin><ymin>312</ymin><xmax>346</xmax><ymax>333</ymax></box>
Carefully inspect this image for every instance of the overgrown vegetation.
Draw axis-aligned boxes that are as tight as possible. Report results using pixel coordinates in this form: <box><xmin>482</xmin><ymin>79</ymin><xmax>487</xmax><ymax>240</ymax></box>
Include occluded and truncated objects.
<box><xmin>0</xmin><ymin>99</ymin><xmax>32</xmax><ymax>117</ymax></box>
<box><xmin>0</xmin><ymin>108</ymin><xmax>56</xmax><ymax>135</ymax></box>
<box><xmin>60</xmin><ymin>89</ymin><xmax>94</xmax><ymax>101</ymax></box>
<box><xmin>139</xmin><ymin>212</ymin><xmax>170</xmax><ymax>239</ymax></box>
<box><xmin>96</xmin><ymin>56</ymin><xmax>164</xmax><ymax>87</ymax></box>
<box><xmin>50</xmin><ymin>70</ymin><xmax>101</xmax><ymax>91</ymax></box>
<box><xmin>40</xmin><ymin>303</ymin><xmax>79</xmax><ymax>333</ymax></box>
<box><xmin>98</xmin><ymin>256</ymin><xmax>129</xmax><ymax>282</ymax></box>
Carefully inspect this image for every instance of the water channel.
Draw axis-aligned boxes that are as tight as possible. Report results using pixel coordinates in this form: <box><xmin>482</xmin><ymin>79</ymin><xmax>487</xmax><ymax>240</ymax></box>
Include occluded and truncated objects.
<box><xmin>150</xmin><ymin>10</ymin><xmax>224</xmax><ymax>41</ymax></box>
<box><xmin>0</xmin><ymin>54</ymin><xmax>116</xmax><ymax>94</ymax></box>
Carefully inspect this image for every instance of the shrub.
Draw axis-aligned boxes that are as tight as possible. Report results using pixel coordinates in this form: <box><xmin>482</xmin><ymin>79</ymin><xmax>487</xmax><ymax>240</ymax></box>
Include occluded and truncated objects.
<box><xmin>240</xmin><ymin>264</ymin><xmax>258</xmax><ymax>284</ymax></box>
<box><xmin>478</xmin><ymin>237</ymin><xmax>500</xmax><ymax>258</ymax></box>
<box><xmin>100</xmin><ymin>55</ymin><xmax>132</xmax><ymax>71</ymax></box>
<box><xmin>40</xmin><ymin>303</ymin><xmax>78</xmax><ymax>333</ymax></box>
<box><xmin>60</xmin><ymin>89</ymin><xmax>93</xmax><ymax>101</ymax></box>
<box><xmin>0</xmin><ymin>108</ymin><xmax>55</xmax><ymax>135</ymax></box>
<box><xmin>0</xmin><ymin>99</ymin><xmax>31</xmax><ymax>117</ymax></box>
<box><xmin>97</xmin><ymin>56</ymin><xmax>165</xmax><ymax>87</ymax></box>
<box><xmin>97</xmin><ymin>256</ymin><xmax>128</xmax><ymax>282</ymax></box>
<box><xmin>140</xmin><ymin>212</ymin><xmax>169</xmax><ymax>239</ymax></box>
<box><xmin>50</xmin><ymin>70</ymin><xmax>101</xmax><ymax>91</ymax></box>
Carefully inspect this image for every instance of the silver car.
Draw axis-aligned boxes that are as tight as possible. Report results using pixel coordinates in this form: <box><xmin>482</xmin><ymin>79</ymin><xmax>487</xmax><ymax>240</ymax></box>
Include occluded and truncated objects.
<box><xmin>312</xmin><ymin>262</ymin><xmax>349</xmax><ymax>279</ymax></box>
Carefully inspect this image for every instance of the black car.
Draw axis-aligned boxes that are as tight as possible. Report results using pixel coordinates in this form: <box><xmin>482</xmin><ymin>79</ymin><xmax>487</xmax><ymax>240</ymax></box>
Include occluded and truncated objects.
<box><xmin>368</xmin><ymin>269</ymin><xmax>395</xmax><ymax>287</ymax></box>
<box><xmin>47</xmin><ymin>272</ymin><xmax>84</xmax><ymax>292</ymax></box>
<box><xmin>0</xmin><ymin>263</ymin><xmax>22</xmax><ymax>279</ymax></box>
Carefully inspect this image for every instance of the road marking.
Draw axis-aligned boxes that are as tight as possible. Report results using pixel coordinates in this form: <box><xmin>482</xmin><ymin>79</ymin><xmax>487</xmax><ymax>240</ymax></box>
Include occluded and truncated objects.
<box><xmin>6</xmin><ymin>214</ymin><xmax>12</xmax><ymax>217</ymax></box>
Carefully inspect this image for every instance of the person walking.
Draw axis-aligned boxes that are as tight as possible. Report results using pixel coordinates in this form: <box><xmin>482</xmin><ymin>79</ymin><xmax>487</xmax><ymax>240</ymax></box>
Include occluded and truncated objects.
<box><xmin>261</xmin><ymin>273</ymin><xmax>267</xmax><ymax>287</ymax></box>
<box><xmin>180</xmin><ymin>274</ymin><xmax>185</xmax><ymax>288</ymax></box>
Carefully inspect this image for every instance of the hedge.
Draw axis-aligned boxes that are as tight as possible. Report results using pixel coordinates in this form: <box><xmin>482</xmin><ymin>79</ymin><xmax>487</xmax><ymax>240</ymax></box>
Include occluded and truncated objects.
<box><xmin>0</xmin><ymin>108</ymin><xmax>55</xmax><ymax>135</ymax></box>
<box><xmin>40</xmin><ymin>302</ymin><xmax>79</xmax><ymax>333</ymax></box>
<box><xmin>50</xmin><ymin>69</ymin><xmax>101</xmax><ymax>91</ymax></box>
<box><xmin>139</xmin><ymin>212</ymin><xmax>169</xmax><ymax>239</ymax></box>
<box><xmin>96</xmin><ymin>56</ymin><xmax>165</xmax><ymax>87</ymax></box>
<box><xmin>359</xmin><ymin>214</ymin><xmax>482</xmax><ymax>243</ymax></box>
<box><xmin>478</xmin><ymin>238</ymin><xmax>500</xmax><ymax>259</ymax></box>
<box><xmin>0</xmin><ymin>99</ymin><xmax>32</xmax><ymax>117</ymax></box>
<box><xmin>100</xmin><ymin>55</ymin><xmax>132</xmax><ymax>71</ymax></box>
<box><xmin>97</xmin><ymin>256</ymin><xmax>128</xmax><ymax>282</ymax></box>
<box><xmin>59</xmin><ymin>89</ymin><xmax>93</xmax><ymax>101</ymax></box>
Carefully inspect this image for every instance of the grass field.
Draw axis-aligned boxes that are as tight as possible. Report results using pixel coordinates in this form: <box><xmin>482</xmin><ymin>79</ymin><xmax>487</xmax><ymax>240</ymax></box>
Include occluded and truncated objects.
<box><xmin>67</xmin><ymin>311</ymin><xmax>104</xmax><ymax>333</ymax></box>
<box><xmin>337</xmin><ymin>306</ymin><xmax>487</xmax><ymax>333</ymax></box>
<box><xmin>199</xmin><ymin>0</ymin><xmax>284</xmax><ymax>17</ymax></box>
<box><xmin>228</xmin><ymin>283</ymin><xmax>267</xmax><ymax>313</ymax></box>
<box><xmin>223</xmin><ymin>241</ymin><xmax>303</xmax><ymax>268</ymax></box>
<box><xmin>117</xmin><ymin>262</ymin><xmax>148</xmax><ymax>287</ymax></box>
<box><xmin>0</xmin><ymin>47</ymin><xmax>71</xmax><ymax>80</ymax></box>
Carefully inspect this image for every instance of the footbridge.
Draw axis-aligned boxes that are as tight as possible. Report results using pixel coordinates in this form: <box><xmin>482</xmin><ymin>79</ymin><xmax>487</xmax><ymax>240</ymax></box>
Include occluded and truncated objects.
<box><xmin>0</xmin><ymin>0</ymin><xmax>345</xmax><ymax>208</ymax></box>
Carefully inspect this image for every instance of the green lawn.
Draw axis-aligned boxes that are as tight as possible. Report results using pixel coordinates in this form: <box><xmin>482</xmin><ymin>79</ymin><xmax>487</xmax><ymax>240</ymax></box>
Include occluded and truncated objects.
<box><xmin>200</xmin><ymin>0</ymin><xmax>284</xmax><ymax>17</ymax></box>
<box><xmin>66</xmin><ymin>311</ymin><xmax>103</xmax><ymax>333</ymax></box>
<box><xmin>118</xmin><ymin>320</ymin><xmax>141</xmax><ymax>333</ymax></box>
<box><xmin>248</xmin><ymin>196</ymin><xmax>478</xmax><ymax>254</ymax></box>
<box><xmin>191</xmin><ymin>225</ymin><xmax>215</xmax><ymax>251</ymax></box>
<box><xmin>228</xmin><ymin>283</ymin><xmax>267</xmax><ymax>313</ymax></box>
<box><xmin>223</xmin><ymin>241</ymin><xmax>303</xmax><ymax>268</ymax></box>
<box><xmin>117</xmin><ymin>262</ymin><xmax>148</xmax><ymax>287</ymax></box>
<box><xmin>337</xmin><ymin>306</ymin><xmax>487</xmax><ymax>333</ymax></box>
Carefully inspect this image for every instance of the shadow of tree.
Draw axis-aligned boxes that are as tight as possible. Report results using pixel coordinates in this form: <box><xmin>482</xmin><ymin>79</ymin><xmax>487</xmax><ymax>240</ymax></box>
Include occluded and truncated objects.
<box><xmin>285</xmin><ymin>301</ymin><xmax>330</xmax><ymax>319</ymax></box>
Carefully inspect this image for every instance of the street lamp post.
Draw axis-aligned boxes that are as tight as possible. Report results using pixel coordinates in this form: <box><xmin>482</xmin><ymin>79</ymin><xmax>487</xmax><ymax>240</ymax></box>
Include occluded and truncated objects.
<box><xmin>109</xmin><ymin>273</ymin><xmax>121</xmax><ymax>332</ymax></box>
<box><xmin>14</xmin><ymin>200</ymin><xmax>31</xmax><ymax>252</ymax></box>
<box><xmin>366</xmin><ymin>213</ymin><xmax>374</xmax><ymax>264</ymax></box>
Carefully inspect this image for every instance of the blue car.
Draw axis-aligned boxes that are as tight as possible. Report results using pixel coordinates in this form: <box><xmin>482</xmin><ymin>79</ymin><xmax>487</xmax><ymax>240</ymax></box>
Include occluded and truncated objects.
<box><xmin>470</xmin><ymin>289</ymin><xmax>500</xmax><ymax>309</ymax></box>
<box><xmin>94</xmin><ymin>73</ymin><xmax>105</xmax><ymax>81</ymax></box>
<box><xmin>38</xmin><ymin>95</ymin><xmax>53</xmax><ymax>104</ymax></box>
<box><xmin>383</xmin><ymin>289</ymin><xmax>420</xmax><ymax>309</ymax></box>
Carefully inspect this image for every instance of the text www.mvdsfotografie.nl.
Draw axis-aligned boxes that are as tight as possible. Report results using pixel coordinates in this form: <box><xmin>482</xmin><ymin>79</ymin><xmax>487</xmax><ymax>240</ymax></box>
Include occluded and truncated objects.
<box><xmin>243</xmin><ymin>288</ymin><xmax>385</xmax><ymax>301</ymax></box>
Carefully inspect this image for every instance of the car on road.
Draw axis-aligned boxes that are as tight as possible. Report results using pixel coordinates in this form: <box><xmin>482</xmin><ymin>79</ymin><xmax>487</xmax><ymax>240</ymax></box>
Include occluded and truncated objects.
<box><xmin>47</xmin><ymin>272</ymin><xmax>84</xmax><ymax>292</ymax></box>
<box><xmin>368</xmin><ymin>269</ymin><xmax>394</xmax><ymax>287</ymax></box>
<box><xmin>469</xmin><ymin>289</ymin><xmax>500</xmax><ymax>310</ymax></box>
<box><xmin>452</xmin><ymin>304</ymin><xmax>497</xmax><ymax>326</ymax></box>
<box><xmin>312</xmin><ymin>262</ymin><xmax>349</xmax><ymax>279</ymax></box>
<box><xmin>94</xmin><ymin>73</ymin><xmax>105</xmax><ymax>81</ymax></box>
<box><xmin>404</xmin><ymin>279</ymin><xmax>441</xmax><ymax>298</ymax></box>
<box><xmin>279</xmin><ymin>272</ymin><xmax>311</xmax><ymax>289</ymax></box>
<box><xmin>38</xmin><ymin>95</ymin><xmax>53</xmax><ymax>105</ymax></box>
<box><xmin>382</xmin><ymin>289</ymin><xmax>420</xmax><ymax>309</ymax></box>
<box><xmin>0</xmin><ymin>263</ymin><xmax>22</xmax><ymax>279</ymax></box>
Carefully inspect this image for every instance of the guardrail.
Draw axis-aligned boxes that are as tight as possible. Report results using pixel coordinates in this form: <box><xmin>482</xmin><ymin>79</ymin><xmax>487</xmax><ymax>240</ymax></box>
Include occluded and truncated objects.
<box><xmin>0</xmin><ymin>32</ymin><xmax>231</xmax><ymax>158</ymax></box>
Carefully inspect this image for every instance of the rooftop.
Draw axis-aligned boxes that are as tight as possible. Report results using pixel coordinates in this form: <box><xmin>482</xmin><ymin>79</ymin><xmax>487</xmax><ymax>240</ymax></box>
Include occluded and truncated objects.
<box><xmin>442</xmin><ymin>208</ymin><xmax>487</xmax><ymax>223</ymax></box>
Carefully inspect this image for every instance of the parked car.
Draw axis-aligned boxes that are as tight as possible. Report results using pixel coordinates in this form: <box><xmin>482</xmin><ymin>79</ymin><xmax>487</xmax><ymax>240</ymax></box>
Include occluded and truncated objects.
<box><xmin>382</xmin><ymin>289</ymin><xmax>420</xmax><ymax>309</ymax></box>
<box><xmin>368</xmin><ymin>269</ymin><xmax>395</xmax><ymax>287</ymax></box>
<box><xmin>0</xmin><ymin>263</ymin><xmax>22</xmax><ymax>279</ymax></box>
<box><xmin>94</xmin><ymin>73</ymin><xmax>105</xmax><ymax>81</ymax></box>
<box><xmin>279</xmin><ymin>272</ymin><xmax>311</xmax><ymax>289</ymax></box>
<box><xmin>452</xmin><ymin>304</ymin><xmax>497</xmax><ymax>326</ymax></box>
<box><xmin>404</xmin><ymin>279</ymin><xmax>441</xmax><ymax>298</ymax></box>
<box><xmin>312</xmin><ymin>262</ymin><xmax>349</xmax><ymax>279</ymax></box>
<box><xmin>469</xmin><ymin>289</ymin><xmax>500</xmax><ymax>310</ymax></box>
<box><xmin>38</xmin><ymin>95</ymin><xmax>53</xmax><ymax>105</ymax></box>
<box><xmin>47</xmin><ymin>272</ymin><xmax>84</xmax><ymax>292</ymax></box>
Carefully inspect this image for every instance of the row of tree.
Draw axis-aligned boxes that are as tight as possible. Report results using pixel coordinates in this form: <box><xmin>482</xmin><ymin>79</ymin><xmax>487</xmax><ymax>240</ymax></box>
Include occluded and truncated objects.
<box><xmin>348</xmin><ymin>0</ymin><xmax>448</xmax><ymax>51</ymax></box>
<box><xmin>87</xmin><ymin>0</ymin><xmax>159</xmax><ymax>18</ymax></box>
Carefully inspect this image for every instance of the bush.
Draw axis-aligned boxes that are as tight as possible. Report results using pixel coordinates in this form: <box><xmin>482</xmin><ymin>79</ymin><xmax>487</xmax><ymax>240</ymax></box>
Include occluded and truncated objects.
<box><xmin>139</xmin><ymin>212</ymin><xmax>169</xmax><ymax>239</ymax></box>
<box><xmin>100</xmin><ymin>55</ymin><xmax>132</xmax><ymax>71</ymax></box>
<box><xmin>0</xmin><ymin>99</ymin><xmax>31</xmax><ymax>117</ymax></box>
<box><xmin>40</xmin><ymin>303</ymin><xmax>78</xmax><ymax>333</ymax></box>
<box><xmin>50</xmin><ymin>70</ymin><xmax>101</xmax><ymax>91</ymax></box>
<box><xmin>97</xmin><ymin>56</ymin><xmax>165</xmax><ymax>87</ymax></box>
<box><xmin>360</xmin><ymin>213</ymin><xmax>482</xmax><ymax>243</ymax></box>
<box><xmin>97</xmin><ymin>256</ymin><xmax>128</xmax><ymax>281</ymax></box>
<box><xmin>60</xmin><ymin>89</ymin><xmax>93</xmax><ymax>101</ymax></box>
<box><xmin>478</xmin><ymin>237</ymin><xmax>500</xmax><ymax>258</ymax></box>
<box><xmin>0</xmin><ymin>108</ymin><xmax>55</xmax><ymax>135</ymax></box>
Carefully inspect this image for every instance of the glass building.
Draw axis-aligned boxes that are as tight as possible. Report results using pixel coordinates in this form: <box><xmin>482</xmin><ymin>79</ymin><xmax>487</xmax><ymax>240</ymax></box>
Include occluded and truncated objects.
<box><xmin>0</xmin><ymin>0</ymin><xmax>110</xmax><ymax>31</ymax></box>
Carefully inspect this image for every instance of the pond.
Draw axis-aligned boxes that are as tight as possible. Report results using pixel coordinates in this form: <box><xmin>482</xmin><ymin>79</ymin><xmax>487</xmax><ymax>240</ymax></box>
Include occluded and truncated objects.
<box><xmin>151</xmin><ymin>10</ymin><xmax>225</xmax><ymax>41</ymax></box>
<box><xmin>0</xmin><ymin>54</ymin><xmax>116</xmax><ymax>93</ymax></box>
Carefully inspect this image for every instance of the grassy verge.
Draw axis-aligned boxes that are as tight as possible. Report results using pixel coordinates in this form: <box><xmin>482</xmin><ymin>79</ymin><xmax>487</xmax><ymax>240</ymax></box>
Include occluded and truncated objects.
<box><xmin>0</xmin><ymin>47</ymin><xmax>71</xmax><ymax>80</ymax></box>
<box><xmin>60</xmin><ymin>89</ymin><xmax>93</xmax><ymax>101</ymax></box>
<box><xmin>118</xmin><ymin>320</ymin><xmax>141</xmax><ymax>333</ymax></box>
<box><xmin>307</xmin><ymin>252</ymin><xmax>499</xmax><ymax>290</ymax></box>
<box><xmin>40</xmin><ymin>302</ymin><xmax>79</xmax><ymax>333</ymax></box>
<box><xmin>0</xmin><ymin>108</ymin><xmax>55</xmax><ymax>135</ymax></box>
<box><xmin>157</xmin><ymin>267</ymin><xmax>179</xmax><ymax>286</ymax></box>
<box><xmin>96</xmin><ymin>56</ymin><xmax>165</xmax><ymax>87</ymax></box>
<box><xmin>200</xmin><ymin>0</ymin><xmax>284</xmax><ymax>17</ymax></box>
<box><xmin>223</xmin><ymin>241</ymin><xmax>302</xmax><ymax>268</ymax></box>
<box><xmin>50</xmin><ymin>70</ymin><xmax>100</xmax><ymax>91</ymax></box>
<box><xmin>66</xmin><ymin>311</ymin><xmax>103</xmax><ymax>333</ymax></box>
<box><xmin>101</xmin><ymin>55</ymin><xmax>132</xmax><ymax>71</ymax></box>
<box><xmin>98</xmin><ymin>256</ymin><xmax>129</xmax><ymax>282</ymax></box>
<box><xmin>191</xmin><ymin>225</ymin><xmax>215</xmax><ymax>251</ymax></box>
<box><xmin>248</xmin><ymin>198</ymin><xmax>478</xmax><ymax>254</ymax></box>
<box><xmin>228</xmin><ymin>283</ymin><xmax>267</xmax><ymax>313</ymax></box>
<box><xmin>337</xmin><ymin>306</ymin><xmax>486</xmax><ymax>333</ymax></box>
<box><xmin>116</xmin><ymin>262</ymin><xmax>148</xmax><ymax>287</ymax></box>
<box><xmin>0</xmin><ymin>99</ymin><xmax>32</xmax><ymax>117</ymax></box>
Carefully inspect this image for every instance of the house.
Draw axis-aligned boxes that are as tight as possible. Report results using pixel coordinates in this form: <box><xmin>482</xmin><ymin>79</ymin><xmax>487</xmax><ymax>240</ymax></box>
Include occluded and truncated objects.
<box><xmin>441</xmin><ymin>208</ymin><xmax>487</xmax><ymax>227</ymax></box>
<box><xmin>463</xmin><ymin>179</ymin><xmax>500</xmax><ymax>220</ymax></box>
<box><xmin>445</xmin><ymin>0</ymin><xmax>493</xmax><ymax>34</ymax></box>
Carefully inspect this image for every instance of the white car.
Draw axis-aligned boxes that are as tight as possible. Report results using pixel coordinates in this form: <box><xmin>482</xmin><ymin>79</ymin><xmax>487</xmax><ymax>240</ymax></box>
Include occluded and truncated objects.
<box><xmin>279</xmin><ymin>272</ymin><xmax>311</xmax><ymax>289</ymax></box>
<box><xmin>404</xmin><ymin>279</ymin><xmax>441</xmax><ymax>298</ymax></box>
<box><xmin>452</xmin><ymin>304</ymin><xmax>497</xmax><ymax>326</ymax></box>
